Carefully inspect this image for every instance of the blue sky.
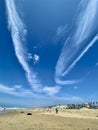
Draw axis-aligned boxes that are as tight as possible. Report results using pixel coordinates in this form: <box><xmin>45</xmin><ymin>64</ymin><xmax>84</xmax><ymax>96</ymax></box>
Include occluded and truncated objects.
<box><xmin>0</xmin><ymin>0</ymin><xmax>98</xmax><ymax>107</ymax></box>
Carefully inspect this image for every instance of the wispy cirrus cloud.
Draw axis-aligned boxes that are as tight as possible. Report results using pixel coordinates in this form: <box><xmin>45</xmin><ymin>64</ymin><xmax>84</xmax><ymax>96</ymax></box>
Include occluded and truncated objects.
<box><xmin>0</xmin><ymin>83</ymin><xmax>83</xmax><ymax>106</ymax></box>
<box><xmin>5</xmin><ymin>0</ymin><xmax>60</xmax><ymax>96</ymax></box>
<box><xmin>55</xmin><ymin>0</ymin><xmax>98</xmax><ymax>85</ymax></box>
<box><xmin>43</xmin><ymin>86</ymin><xmax>61</xmax><ymax>96</ymax></box>
<box><xmin>54</xmin><ymin>24</ymin><xmax>68</xmax><ymax>44</ymax></box>
<box><xmin>56</xmin><ymin>25</ymin><xmax>68</xmax><ymax>37</ymax></box>
<box><xmin>0</xmin><ymin>83</ymin><xmax>80</xmax><ymax>102</ymax></box>
<box><xmin>55</xmin><ymin>79</ymin><xmax>80</xmax><ymax>85</ymax></box>
<box><xmin>0</xmin><ymin>84</ymin><xmax>36</xmax><ymax>97</ymax></box>
<box><xmin>5</xmin><ymin>0</ymin><xmax>42</xmax><ymax>89</ymax></box>
<box><xmin>0</xmin><ymin>83</ymin><xmax>59</xmax><ymax>103</ymax></box>
<box><xmin>5</xmin><ymin>0</ymin><xmax>43</xmax><ymax>93</ymax></box>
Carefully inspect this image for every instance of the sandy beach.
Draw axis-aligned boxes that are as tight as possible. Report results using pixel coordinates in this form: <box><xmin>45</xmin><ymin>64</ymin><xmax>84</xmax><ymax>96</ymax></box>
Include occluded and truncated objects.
<box><xmin>0</xmin><ymin>108</ymin><xmax>98</xmax><ymax>130</ymax></box>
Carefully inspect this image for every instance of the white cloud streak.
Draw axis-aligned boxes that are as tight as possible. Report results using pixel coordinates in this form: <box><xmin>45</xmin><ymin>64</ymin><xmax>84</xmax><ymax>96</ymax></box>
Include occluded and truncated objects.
<box><xmin>55</xmin><ymin>79</ymin><xmax>80</xmax><ymax>85</ymax></box>
<box><xmin>5</xmin><ymin>0</ymin><xmax>60</xmax><ymax>95</ymax></box>
<box><xmin>62</xmin><ymin>35</ymin><xmax>98</xmax><ymax>76</ymax></box>
<box><xmin>43</xmin><ymin>86</ymin><xmax>61</xmax><ymax>96</ymax></box>
<box><xmin>5</xmin><ymin>0</ymin><xmax>42</xmax><ymax>92</ymax></box>
<box><xmin>54</xmin><ymin>24</ymin><xmax>69</xmax><ymax>44</ymax></box>
<box><xmin>0</xmin><ymin>83</ymin><xmax>84</xmax><ymax>106</ymax></box>
<box><xmin>0</xmin><ymin>84</ymin><xmax>35</xmax><ymax>97</ymax></box>
<box><xmin>55</xmin><ymin>0</ymin><xmax>98</xmax><ymax>85</ymax></box>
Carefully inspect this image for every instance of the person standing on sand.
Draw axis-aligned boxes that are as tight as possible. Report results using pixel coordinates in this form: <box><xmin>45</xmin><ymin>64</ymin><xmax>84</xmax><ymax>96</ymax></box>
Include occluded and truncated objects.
<box><xmin>55</xmin><ymin>107</ymin><xmax>58</xmax><ymax>114</ymax></box>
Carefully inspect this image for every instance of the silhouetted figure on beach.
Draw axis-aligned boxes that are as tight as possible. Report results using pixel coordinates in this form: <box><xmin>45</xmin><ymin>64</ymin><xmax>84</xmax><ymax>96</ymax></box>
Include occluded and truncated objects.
<box><xmin>55</xmin><ymin>107</ymin><xmax>58</xmax><ymax>114</ymax></box>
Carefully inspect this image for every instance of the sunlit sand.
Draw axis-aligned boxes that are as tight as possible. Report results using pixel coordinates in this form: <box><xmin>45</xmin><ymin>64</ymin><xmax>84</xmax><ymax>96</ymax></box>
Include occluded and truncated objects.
<box><xmin>0</xmin><ymin>107</ymin><xmax>98</xmax><ymax>130</ymax></box>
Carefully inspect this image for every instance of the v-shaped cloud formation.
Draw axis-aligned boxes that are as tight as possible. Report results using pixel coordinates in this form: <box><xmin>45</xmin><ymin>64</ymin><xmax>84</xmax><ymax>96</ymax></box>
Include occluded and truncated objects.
<box><xmin>55</xmin><ymin>0</ymin><xmax>98</xmax><ymax>85</ymax></box>
<box><xmin>5</xmin><ymin>0</ymin><xmax>98</xmax><ymax>96</ymax></box>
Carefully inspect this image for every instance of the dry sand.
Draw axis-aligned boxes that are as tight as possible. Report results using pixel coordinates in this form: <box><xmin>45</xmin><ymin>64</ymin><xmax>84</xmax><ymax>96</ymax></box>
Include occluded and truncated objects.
<box><xmin>0</xmin><ymin>108</ymin><xmax>98</xmax><ymax>130</ymax></box>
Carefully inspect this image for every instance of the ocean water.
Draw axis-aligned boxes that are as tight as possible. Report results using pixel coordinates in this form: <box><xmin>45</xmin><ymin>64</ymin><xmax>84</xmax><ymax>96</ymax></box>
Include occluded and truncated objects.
<box><xmin>0</xmin><ymin>107</ymin><xmax>25</xmax><ymax>114</ymax></box>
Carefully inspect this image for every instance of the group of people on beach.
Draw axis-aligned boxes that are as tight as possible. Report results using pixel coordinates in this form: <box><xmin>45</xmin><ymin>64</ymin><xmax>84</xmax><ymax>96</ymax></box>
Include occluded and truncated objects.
<box><xmin>47</xmin><ymin>107</ymin><xmax>58</xmax><ymax>114</ymax></box>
